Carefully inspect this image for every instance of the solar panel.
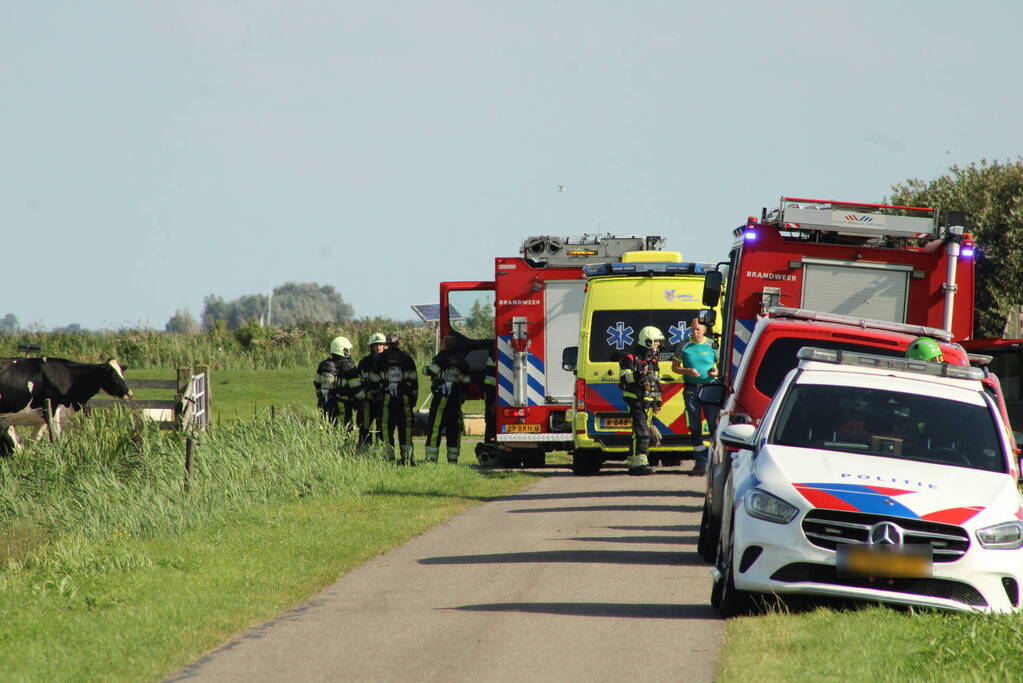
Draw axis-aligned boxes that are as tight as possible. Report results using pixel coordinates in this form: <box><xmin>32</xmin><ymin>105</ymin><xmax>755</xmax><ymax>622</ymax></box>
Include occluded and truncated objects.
<box><xmin>411</xmin><ymin>303</ymin><xmax>462</xmax><ymax>323</ymax></box>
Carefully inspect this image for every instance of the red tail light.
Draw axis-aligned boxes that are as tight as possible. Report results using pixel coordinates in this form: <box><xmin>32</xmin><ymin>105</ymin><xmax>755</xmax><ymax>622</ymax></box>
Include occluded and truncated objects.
<box><xmin>575</xmin><ymin>378</ymin><xmax>587</xmax><ymax>411</ymax></box>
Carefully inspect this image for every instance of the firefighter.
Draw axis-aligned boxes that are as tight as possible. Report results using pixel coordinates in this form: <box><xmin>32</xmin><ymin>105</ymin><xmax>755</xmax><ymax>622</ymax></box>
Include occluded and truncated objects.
<box><xmin>357</xmin><ymin>332</ymin><xmax>388</xmax><ymax>445</ymax></box>
<box><xmin>620</xmin><ymin>326</ymin><xmax>665</xmax><ymax>476</ymax></box>
<box><xmin>906</xmin><ymin>336</ymin><xmax>944</xmax><ymax>362</ymax></box>
<box><xmin>313</xmin><ymin>336</ymin><xmax>363</xmax><ymax>428</ymax></box>
<box><xmin>423</xmin><ymin>335</ymin><xmax>472</xmax><ymax>463</ymax></box>
<box><xmin>370</xmin><ymin>332</ymin><xmax>418</xmax><ymax>464</ymax></box>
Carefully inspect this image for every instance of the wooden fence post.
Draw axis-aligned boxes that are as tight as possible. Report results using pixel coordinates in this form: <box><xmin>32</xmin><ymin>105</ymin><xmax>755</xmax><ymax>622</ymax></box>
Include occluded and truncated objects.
<box><xmin>184</xmin><ymin>436</ymin><xmax>194</xmax><ymax>493</ymax></box>
<box><xmin>176</xmin><ymin>367</ymin><xmax>191</xmax><ymax>429</ymax></box>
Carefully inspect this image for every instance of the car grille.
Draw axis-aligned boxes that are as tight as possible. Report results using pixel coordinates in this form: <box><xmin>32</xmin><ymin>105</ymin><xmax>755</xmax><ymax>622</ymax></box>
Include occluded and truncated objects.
<box><xmin>770</xmin><ymin>563</ymin><xmax>987</xmax><ymax>607</ymax></box>
<box><xmin>802</xmin><ymin>509</ymin><xmax>970</xmax><ymax>562</ymax></box>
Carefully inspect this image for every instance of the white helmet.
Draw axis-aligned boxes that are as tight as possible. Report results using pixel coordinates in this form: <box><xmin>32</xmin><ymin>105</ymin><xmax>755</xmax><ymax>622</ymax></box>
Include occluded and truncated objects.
<box><xmin>638</xmin><ymin>326</ymin><xmax>665</xmax><ymax>349</ymax></box>
<box><xmin>329</xmin><ymin>336</ymin><xmax>353</xmax><ymax>357</ymax></box>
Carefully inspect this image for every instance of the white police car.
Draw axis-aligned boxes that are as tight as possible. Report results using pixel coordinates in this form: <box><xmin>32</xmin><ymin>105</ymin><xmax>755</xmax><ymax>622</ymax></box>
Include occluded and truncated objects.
<box><xmin>712</xmin><ymin>347</ymin><xmax>1023</xmax><ymax>615</ymax></box>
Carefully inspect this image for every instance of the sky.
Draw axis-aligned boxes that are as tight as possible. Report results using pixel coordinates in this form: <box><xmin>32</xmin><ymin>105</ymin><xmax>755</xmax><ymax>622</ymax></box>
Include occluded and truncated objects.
<box><xmin>3</xmin><ymin>1</ymin><xmax>1022</xmax><ymax>330</ymax></box>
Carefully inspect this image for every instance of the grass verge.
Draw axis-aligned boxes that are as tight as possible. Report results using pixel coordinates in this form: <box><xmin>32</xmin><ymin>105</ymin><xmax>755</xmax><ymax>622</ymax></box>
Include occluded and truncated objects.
<box><xmin>0</xmin><ymin>409</ymin><xmax>536</xmax><ymax>681</ymax></box>
<box><xmin>719</xmin><ymin>603</ymin><xmax>1023</xmax><ymax>682</ymax></box>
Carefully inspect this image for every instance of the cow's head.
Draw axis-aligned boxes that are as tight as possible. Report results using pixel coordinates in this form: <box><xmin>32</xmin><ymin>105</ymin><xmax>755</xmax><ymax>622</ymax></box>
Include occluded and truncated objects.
<box><xmin>103</xmin><ymin>359</ymin><xmax>133</xmax><ymax>400</ymax></box>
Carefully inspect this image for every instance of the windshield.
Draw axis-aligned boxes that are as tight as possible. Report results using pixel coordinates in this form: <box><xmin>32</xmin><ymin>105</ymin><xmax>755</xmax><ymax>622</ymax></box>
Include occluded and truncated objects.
<box><xmin>588</xmin><ymin>308</ymin><xmax>701</xmax><ymax>362</ymax></box>
<box><xmin>769</xmin><ymin>384</ymin><xmax>1007</xmax><ymax>473</ymax></box>
<box><xmin>754</xmin><ymin>337</ymin><xmax>906</xmax><ymax>399</ymax></box>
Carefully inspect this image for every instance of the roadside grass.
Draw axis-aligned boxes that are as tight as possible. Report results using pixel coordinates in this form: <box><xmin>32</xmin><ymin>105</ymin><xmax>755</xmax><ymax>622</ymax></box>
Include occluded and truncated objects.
<box><xmin>0</xmin><ymin>408</ymin><xmax>537</xmax><ymax>681</ymax></box>
<box><xmin>720</xmin><ymin>602</ymin><xmax>1023</xmax><ymax>682</ymax></box>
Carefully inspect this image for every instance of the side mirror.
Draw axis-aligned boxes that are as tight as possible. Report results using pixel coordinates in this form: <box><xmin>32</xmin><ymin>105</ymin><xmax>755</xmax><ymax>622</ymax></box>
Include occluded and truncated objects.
<box><xmin>720</xmin><ymin>423</ymin><xmax>756</xmax><ymax>450</ymax></box>
<box><xmin>698</xmin><ymin>309</ymin><xmax>717</xmax><ymax>328</ymax></box>
<box><xmin>729</xmin><ymin>413</ymin><xmax>753</xmax><ymax>425</ymax></box>
<box><xmin>703</xmin><ymin>270</ymin><xmax>723</xmax><ymax>307</ymax></box>
<box><xmin>698</xmin><ymin>383</ymin><xmax>726</xmax><ymax>406</ymax></box>
<box><xmin>562</xmin><ymin>346</ymin><xmax>578</xmax><ymax>372</ymax></box>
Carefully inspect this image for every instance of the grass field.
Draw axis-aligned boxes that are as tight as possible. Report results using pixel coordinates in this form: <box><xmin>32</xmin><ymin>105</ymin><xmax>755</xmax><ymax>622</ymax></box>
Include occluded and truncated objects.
<box><xmin>719</xmin><ymin>602</ymin><xmax>1023</xmax><ymax>682</ymax></box>
<box><xmin>0</xmin><ymin>368</ymin><xmax>538</xmax><ymax>681</ymax></box>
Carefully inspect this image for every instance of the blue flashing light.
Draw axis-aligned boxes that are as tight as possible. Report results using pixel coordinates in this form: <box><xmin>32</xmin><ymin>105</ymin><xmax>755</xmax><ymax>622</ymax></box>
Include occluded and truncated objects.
<box><xmin>961</xmin><ymin>246</ymin><xmax>975</xmax><ymax>258</ymax></box>
<box><xmin>744</xmin><ymin>230</ymin><xmax>757</xmax><ymax>241</ymax></box>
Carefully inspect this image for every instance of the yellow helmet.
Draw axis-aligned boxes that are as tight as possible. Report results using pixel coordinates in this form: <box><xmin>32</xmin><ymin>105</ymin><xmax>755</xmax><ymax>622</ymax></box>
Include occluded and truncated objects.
<box><xmin>368</xmin><ymin>332</ymin><xmax>387</xmax><ymax>346</ymax></box>
<box><xmin>329</xmin><ymin>336</ymin><xmax>353</xmax><ymax>357</ymax></box>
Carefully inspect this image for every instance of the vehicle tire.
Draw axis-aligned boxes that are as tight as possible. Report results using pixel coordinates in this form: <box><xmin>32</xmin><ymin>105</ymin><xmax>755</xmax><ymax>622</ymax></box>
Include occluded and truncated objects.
<box><xmin>698</xmin><ymin>501</ymin><xmax>719</xmax><ymax>564</ymax></box>
<box><xmin>662</xmin><ymin>457</ymin><xmax>682</xmax><ymax>468</ymax></box>
<box><xmin>522</xmin><ymin>451</ymin><xmax>546</xmax><ymax>468</ymax></box>
<box><xmin>474</xmin><ymin>443</ymin><xmax>499</xmax><ymax>467</ymax></box>
<box><xmin>572</xmin><ymin>449</ymin><xmax>601</xmax><ymax>476</ymax></box>
<box><xmin>497</xmin><ymin>454</ymin><xmax>524</xmax><ymax>468</ymax></box>
<box><xmin>718</xmin><ymin>529</ymin><xmax>754</xmax><ymax>618</ymax></box>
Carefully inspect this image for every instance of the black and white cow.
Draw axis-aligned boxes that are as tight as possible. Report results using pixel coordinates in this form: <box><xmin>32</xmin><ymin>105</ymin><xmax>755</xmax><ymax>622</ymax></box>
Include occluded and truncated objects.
<box><xmin>0</xmin><ymin>358</ymin><xmax>133</xmax><ymax>453</ymax></box>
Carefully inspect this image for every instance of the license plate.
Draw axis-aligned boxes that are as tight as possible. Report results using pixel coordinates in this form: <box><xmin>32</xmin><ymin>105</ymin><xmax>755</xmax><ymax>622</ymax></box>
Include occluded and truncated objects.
<box><xmin>505</xmin><ymin>424</ymin><xmax>541</xmax><ymax>433</ymax></box>
<box><xmin>602</xmin><ymin>417</ymin><xmax>632</xmax><ymax>428</ymax></box>
<box><xmin>837</xmin><ymin>544</ymin><xmax>932</xmax><ymax>578</ymax></box>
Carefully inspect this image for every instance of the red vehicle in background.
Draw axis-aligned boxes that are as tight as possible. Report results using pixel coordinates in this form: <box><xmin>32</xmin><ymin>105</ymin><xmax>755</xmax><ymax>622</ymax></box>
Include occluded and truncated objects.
<box><xmin>964</xmin><ymin>338</ymin><xmax>1023</xmax><ymax>438</ymax></box>
<box><xmin>697</xmin><ymin>197</ymin><xmax>980</xmax><ymax>562</ymax></box>
<box><xmin>438</xmin><ymin>234</ymin><xmax>665</xmax><ymax>467</ymax></box>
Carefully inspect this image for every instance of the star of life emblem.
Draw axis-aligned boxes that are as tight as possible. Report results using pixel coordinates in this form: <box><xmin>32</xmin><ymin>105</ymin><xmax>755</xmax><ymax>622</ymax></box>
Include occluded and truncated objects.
<box><xmin>606</xmin><ymin>322</ymin><xmax>634</xmax><ymax>350</ymax></box>
<box><xmin>668</xmin><ymin>321</ymin><xmax>689</xmax><ymax>346</ymax></box>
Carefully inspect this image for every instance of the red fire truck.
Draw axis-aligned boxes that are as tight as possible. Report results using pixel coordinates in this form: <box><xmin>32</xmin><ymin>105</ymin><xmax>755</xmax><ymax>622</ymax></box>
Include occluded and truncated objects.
<box><xmin>439</xmin><ymin>234</ymin><xmax>665</xmax><ymax>467</ymax></box>
<box><xmin>705</xmin><ymin>197</ymin><xmax>976</xmax><ymax>385</ymax></box>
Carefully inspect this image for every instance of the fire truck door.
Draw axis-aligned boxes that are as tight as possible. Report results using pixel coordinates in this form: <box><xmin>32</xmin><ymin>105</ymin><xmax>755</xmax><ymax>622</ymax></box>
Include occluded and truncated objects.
<box><xmin>544</xmin><ymin>280</ymin><xmax>586</xmax><ymax>403</ymax></box>
<box><xmin>800</xmin><ymin>259</ymin><xmax>910</xmax><ymax>323</ymax></box>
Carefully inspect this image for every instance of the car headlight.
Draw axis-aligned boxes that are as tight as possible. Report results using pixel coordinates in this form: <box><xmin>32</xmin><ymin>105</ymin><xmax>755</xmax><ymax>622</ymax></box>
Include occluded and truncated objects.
<box><xmin>744</xmin><ymin>488</ymin><xmax>798</xmax><ymax>524</ymax></box>
<box><xmin>976</xmin><ymin>521</ymin><xmax>1023</xmax><ymax>549</ymax></box>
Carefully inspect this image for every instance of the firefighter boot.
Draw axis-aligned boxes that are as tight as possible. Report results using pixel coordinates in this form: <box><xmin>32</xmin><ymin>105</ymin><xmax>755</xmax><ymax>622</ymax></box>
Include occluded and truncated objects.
<box><xmin>446</xmin><ymin>446</ymin><xmax>459</xmax><ymax>464</ymax></box>
<box><xmin>399</xmin><ymin>444</ymin><xmax>415</xmax><ymax>466</ymax></box>
<box><xmin>626</xmin><ymin>452</ymin><xmax>653</xmax><ymax>476</ymax></box>
<box><xmin>425</xmin><ymin>446</ymin><xmax>440</xmax><ymax>463</ymax></box>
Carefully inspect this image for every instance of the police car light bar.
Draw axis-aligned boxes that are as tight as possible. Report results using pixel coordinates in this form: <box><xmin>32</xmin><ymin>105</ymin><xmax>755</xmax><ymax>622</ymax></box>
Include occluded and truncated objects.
<box><xmin>583</xmin><ymin>262</ymin><xmax>707</xmax><ymax>277</ymax></box>
<box><xmin>767</xmin><ymin>307</ymin><xmax>954</xmax><ymax>342</ymax></box>
<box><xmin>797</xmin><ymin>347</ymin><xmax>986</xmax><ymax>381</ymax></box>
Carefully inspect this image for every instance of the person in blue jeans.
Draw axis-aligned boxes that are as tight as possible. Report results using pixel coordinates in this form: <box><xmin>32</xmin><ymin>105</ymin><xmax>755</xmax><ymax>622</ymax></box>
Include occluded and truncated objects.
<box><xmin>671</xmin><ymin>318</ymin><xmax>719</xmax><ymax>476</ymax></box>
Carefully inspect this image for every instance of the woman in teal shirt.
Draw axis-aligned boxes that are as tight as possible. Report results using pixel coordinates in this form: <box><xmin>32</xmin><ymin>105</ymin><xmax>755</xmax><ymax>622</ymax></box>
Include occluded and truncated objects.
<box><xmin>671</xmin><ymin>318</ymin><xmax>719</xmax><ymax>476</ymax></box>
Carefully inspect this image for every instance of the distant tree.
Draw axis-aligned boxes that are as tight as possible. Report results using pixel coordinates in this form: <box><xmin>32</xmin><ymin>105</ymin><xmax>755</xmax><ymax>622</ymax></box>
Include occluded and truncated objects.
<box><xmin>463</xmin><ymin>299</ymin><xmax>495</xmax><ymax>338</ymax></box>
<box><xmin>889</xmin><ymin>160</ymin><xmax>1023</xmax><ymax>337</ymax></box>
<box><xmin>0</xmin><ymin>313</ymin><xmax>18</xmax><ymax>334</ymax></box>
<box><xmin>166</xmin><ymin>309</ymin><xmax>199</xmax><ymax>334</ymax></box>
<box><xmin>55</xmin><ymin>323</ymin><xmax>83</xmax><ymax>334</ymax></box>
<box><xmin>201</xmin><ymin>283</ymin><xmax>354</xmax><ymax>329</ymax></box>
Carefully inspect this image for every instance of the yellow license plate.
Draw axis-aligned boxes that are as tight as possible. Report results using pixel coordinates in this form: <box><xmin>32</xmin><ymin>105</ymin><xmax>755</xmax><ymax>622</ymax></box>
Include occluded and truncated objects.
<box><xmin>602</xmin><ymin>417</ymin><xmax>632</xmax><ymax>428</ymax></box>
<box><xmin>837</xmin><ymin>545</ymin><xmax>932</xmax><ymax>578</ymax></box>
<box><xmin>505</xmin><ymin>424</ymin><xmax>541</xmax><ymax>433</ymax></box>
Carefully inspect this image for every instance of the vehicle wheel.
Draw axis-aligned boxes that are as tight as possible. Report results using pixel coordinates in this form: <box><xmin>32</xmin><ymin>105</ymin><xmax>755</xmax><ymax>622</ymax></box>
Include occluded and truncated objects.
<box><xmin>474</xmin><ymin>443</ymin><xmax>499</xmax><ymax>467</ymax></box>
<box><xmin>718</xmin><ymin>529</ymin><xmax>754</xmax><ymax>618</ymax></box>
<box><xmin>698</xmin><ymin>501</ymin><xmax>719</xmax><ymax>564</ymax></box>
<box><xmin>497</xmin><ymin>454</ymin><xmax>524</xmax><ymax>468</ymax></box>
<box><xmin>522</xmin><ymin>451</ymin><xmax>546</xmax><ymax>468</ymax></box>
<box><xmin>572</xmin><ymin>449</ymin><xmax>601</xmax><ymax>476</ymax></box>
<box><xmin>662</xmin><ymin>457</ymin><xmax>682</xmax><ymax>468</ymax></box>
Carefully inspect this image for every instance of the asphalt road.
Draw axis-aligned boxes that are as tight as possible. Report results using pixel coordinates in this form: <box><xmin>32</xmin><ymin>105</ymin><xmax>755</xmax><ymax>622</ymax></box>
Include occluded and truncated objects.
<box><xmin>171</xmin><ymin>466</ymin><xmax>723</xmax><ymax>682</ymax></box>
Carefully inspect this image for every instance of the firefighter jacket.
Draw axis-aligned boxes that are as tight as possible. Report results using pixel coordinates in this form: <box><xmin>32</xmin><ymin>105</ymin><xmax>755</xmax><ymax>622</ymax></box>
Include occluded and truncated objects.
<box><xmin>619</xmin><ymin>347</ymin><xmax>662</xmax><ymax>405</ymax></box>
<box><xmin>314</xmin><ymin>355</ymin><xmax>364</xmax><ymax>409</ymax></box>
<box><xmin>358</xmin><ymin>353</ymin><xmax>384</xmax><ymax>402</ymax></box>
<box><xmin>424</xmin><ymin>349</ymin><xmax>471</xmax><ymax>400</ymax></box>
<box><xmin>369</xmin><ymin>346</ymin><xmax>418</xmax><ymax>400</ymax></box>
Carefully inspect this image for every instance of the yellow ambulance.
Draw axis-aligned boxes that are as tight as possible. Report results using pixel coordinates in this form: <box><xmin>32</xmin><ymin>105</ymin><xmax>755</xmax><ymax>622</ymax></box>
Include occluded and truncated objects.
<box><xmin>563</xmin><ymin>251</ymin><xmax>722</xmax><ymax>475</ymax></box>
